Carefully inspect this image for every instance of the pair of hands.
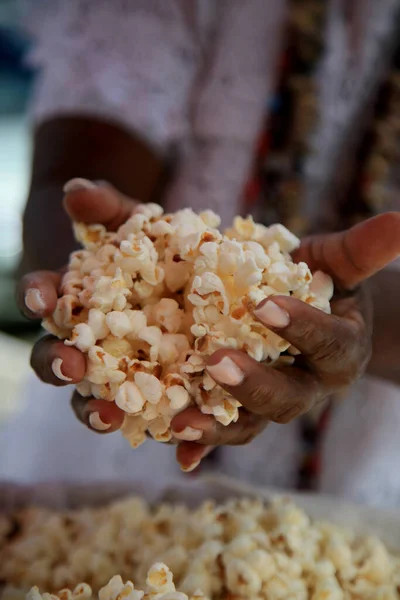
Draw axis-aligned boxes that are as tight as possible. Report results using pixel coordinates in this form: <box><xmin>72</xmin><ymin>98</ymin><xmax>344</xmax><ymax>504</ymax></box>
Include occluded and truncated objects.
<box><xmin>18</xmin><ymin>182</ymin><xmax>400</xmax><ymax>471</ymax></box>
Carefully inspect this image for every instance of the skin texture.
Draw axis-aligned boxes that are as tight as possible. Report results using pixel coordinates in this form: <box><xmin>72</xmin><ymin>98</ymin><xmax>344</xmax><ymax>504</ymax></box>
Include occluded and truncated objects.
<box><xmin>17</xmin><ymin>181</ymin><xmax>400</xmax><ymax>470</ymax></box>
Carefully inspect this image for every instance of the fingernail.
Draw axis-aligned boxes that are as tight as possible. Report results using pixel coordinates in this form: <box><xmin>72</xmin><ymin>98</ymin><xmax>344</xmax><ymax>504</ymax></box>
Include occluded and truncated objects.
<box><xmin>207</xmin><ymin>356</ymin><xmax>244</xmax><ymax>386</ymax></box>
<box><xmin>172</xmin><ymin>427</ymin><xmax>203</xmax><ymax>442</ymax></box>
<box><xmin>63</xmin><ymin>178</ymin><xmax>97</xmax><ymax>193</ymax></box>
<box><xmin>25</xmin><ymin>288</ymin><xmax>46</xmax><ymax>313</ymax></box>
<box><xmin>179</xmin><ymin>445</ymin><xmax>212</xmax><ymax>472</ymax></box>
<box><xmin>93</xmin><ymin>179</ymin><xmax>112</xmax><ymax>188</ymax></box>
<box><xmin>88</xmin><ymin>411</ymin><xmax>111</xmax><ymax>432</ymax></box>
<box><xmin>254</xmin><ymin>300</ymin><xmax>290</xmax><ymax>328</ymax></box>
<box><xmin>51</xmin><ymin>358</ymin><xmax>73</xmax><ymax>382</ymax></box>
<box><xmin>180</xmin><ymin>460</ymin><xmax>201</xmax><ymax>473</ymax></box>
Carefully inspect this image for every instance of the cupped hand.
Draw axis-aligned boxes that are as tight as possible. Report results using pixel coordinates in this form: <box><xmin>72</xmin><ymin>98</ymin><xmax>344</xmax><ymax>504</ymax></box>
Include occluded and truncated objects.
<box><xmin>173</xmin><ymin>213</ymin><xmax>400</xmax><ymax>471</ymax></box>
<box><xmin>18</xmin><ymin>179</ymin><xmax>135</xmax><ymax>434</ymax></box>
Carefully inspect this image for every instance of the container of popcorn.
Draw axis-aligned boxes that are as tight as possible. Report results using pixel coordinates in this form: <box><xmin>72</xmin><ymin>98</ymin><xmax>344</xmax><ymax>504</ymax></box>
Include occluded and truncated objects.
<box><xmin>43</xmin><ymin>203</ymin><xmax>333</xmax><ymax>447</ymax></box>
<box><xmin>1</xmin><ymin>476</ymin><xmax>399</xmax><ymax>600</ymax></box>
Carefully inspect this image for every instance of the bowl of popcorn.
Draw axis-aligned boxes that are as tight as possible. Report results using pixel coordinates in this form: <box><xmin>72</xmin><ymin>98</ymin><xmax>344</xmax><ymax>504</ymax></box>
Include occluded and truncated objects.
<box><xmin>1</xmin><ymin>477</ymin><xmax>399</xmax><ymax>600</ymax></box>
<box><xmin>44</xmin><ymin>204</ymin><xmax>333</xmax><ymax>447</ymax></box>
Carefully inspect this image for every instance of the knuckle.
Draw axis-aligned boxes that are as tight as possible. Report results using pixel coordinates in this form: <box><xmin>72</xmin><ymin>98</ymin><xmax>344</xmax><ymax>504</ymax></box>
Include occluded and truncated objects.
<box><xmin>247</xmin><ymin>384</ymin><xmax>274</xmax><ymax>415</ymax></box>
<box><xmin>329</xmin><ymin>336</ymin><xmax>372</xmax><ymax>388</ymax></box>
<box><xmin>20</xmin><ymin>273</ymin><xmax>35</xmax><ymax>290</ymax></box>
<box><xmin>274</xmin><ymin>398</ymin><xmax>310</xmax><ymax>424</ymax></box>
<box><xmin>237</xmin><ymin>429</ymin><xmax>258</xmax><ymax>446</ymax></box>
<box><xmin>312</xmin><ymin>334</ymin><xmax>343</xmax><ymax>363</ymax></box>
<box><xmin>274</xmin><ymin>407</ymin><xmax>297</xmax><ymax>424</ymax></box>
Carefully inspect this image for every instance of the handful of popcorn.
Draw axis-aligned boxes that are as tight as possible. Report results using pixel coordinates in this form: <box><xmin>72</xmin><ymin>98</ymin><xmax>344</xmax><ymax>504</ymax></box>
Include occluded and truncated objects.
<box><xmin>43</xmin><ymin>203</ymin><xmax>333</xmax><ymax>446</ymax></box>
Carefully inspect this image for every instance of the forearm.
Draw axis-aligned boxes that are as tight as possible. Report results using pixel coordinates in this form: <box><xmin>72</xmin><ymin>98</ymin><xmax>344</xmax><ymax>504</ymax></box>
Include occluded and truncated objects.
<box><xmin>19</xmin><ymin>183</ymin><xmax>78</xmax><ymax>274</ymax></box>
<box><xmin>18</xmin><ymin>116</ymin><xmax>170</xmax><ymax>275</ymax></box>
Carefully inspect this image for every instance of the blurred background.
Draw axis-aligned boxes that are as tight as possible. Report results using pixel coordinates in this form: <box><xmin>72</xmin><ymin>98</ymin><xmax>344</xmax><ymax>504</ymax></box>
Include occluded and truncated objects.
<box><xmin>0</xmin><ymin>0</ymin><xmax>36</xmax><ymax>423</ymax></box>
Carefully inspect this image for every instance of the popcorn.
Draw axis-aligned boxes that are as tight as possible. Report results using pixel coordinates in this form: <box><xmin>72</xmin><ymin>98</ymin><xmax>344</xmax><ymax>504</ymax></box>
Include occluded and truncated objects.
<box><xmin>2</xmin><ymin>497</ymin><xmax>398</xmax><ymax>600</ymax></box>
<box><xmin>115</xmin><ymin>382</ymin><xmax>145</xmax><ymax>413</ymax></box>
<box><xmin>134</xmin><ymin>373</ymin><xmax>163</xmax><ymax>405</ymax></box>
<box><xmin>224</xmin><ymin>558</ymin><xmax>262</xmax><ymax>596</ymax></box>
<box><xmin>24</xmin><ymin>565</ymin><xmax>205</xmax><ymax>600</ymax></box>
<box><xmin>87</xmin><ymin>309</ymin><xmax>110</xmax><ymax>340</ymax></box>
<box><xmin>65</xmin><ymin>324</ymin><xmax>96</xmax><ymax>353</ymax></box>
<box><xmin>43</xmin><ymin>202</ymin><xmax>334</xmax><ymax>446</ymax></box>
<box><xmin>166</xmin><ymin>386</ymin><xmax>190</xmax><ymax>411</ymax></box>
<box><xmin>105</xmin><ymin>312</ymin><xmax>132</xmax><ymax>339</ymax></box>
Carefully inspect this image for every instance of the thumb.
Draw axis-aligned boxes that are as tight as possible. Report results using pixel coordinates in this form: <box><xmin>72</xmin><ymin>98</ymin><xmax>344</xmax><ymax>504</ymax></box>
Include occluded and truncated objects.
<box><xmin>63</xmin><ymin>178</ymin><xmax>137</xmax><ymax>231</ymax></box>
<box><xmin>294</xmin><ymin>212</ymin><xmax>400</xmax><ymax>289</ymax></box>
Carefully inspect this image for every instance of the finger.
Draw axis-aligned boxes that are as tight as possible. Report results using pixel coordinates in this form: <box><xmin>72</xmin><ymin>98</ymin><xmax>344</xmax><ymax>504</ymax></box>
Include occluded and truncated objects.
<box><xmin>30</xmin><ymin>335</ymin><xmax>86</xmax><ymax>385</ymax></box>
<box><xmin>253</xmin><ymin>295</ymin><xmax>369</xmax><ymax>381</ymax></box>
<box><xmin>176</xmin><ymin>442</ymin><xmax>214</xmax><ymax>472</ymax></box>
<box><xmin>63</xmin><ymin>178</ymin><xmax>136</xmax><ymax>231</ymax></box>
<box><xmin>294</xmin><ymin>212</ymin><xmax>400</xmax><ymax>289</ymax></box>
<box><xmin>206</xmin><ymin>350</ymin><xmax>322</xmax><ymax>422</ymax></box>
<box><xmin>17</xmin><ymin>271</ymin><xmax>62</xmax><ymax>319</ymax></box>
<box><xmin>171</xmin><ymin>407</ymin><xmax>267</xmax><ymax>446</ymax></box>
<box><xmin>71</xmin><ymin>392</ymin><xmax>125</xmax><ymax>434</ymax></box>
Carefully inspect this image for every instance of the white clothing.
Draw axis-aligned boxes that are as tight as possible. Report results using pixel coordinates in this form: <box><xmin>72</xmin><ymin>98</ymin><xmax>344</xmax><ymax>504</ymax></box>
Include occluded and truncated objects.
<box><xmin>0</xmin><ymin>375</ymin><xmax>178</xmax><ymax>490</ymax></box>
<box><xmin>3</xmin><ymin>0</ymin><xmax>400</xmax><ymax>507</ymax></box>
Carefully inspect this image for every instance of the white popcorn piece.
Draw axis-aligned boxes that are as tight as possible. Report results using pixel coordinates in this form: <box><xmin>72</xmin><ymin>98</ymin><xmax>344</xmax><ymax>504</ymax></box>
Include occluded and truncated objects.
<box><xmin>73</xmin><ymin>223</ymin><xmax>108</xmax><ymax>250</ymax></box>
<box><xmin>150</xmin><ymin>220</ymin><xmax>174</xmax><ymax>237</ymax></box>
<box><xmin>153</xmin><ymin>299</ymin><xmax>182</xmax><ymax>334</ymax></box>
<box><xmin>115</xmin><ymin>382</ymin><xmax>145</xmax><ymax>414</ymax></box>
<box><xmin>76</xmin><ymin>380</ymin><xmax>92</xmax><ymax>398</ymax></box>
<box><xmin>125</xmin><ymin>310</ymin><xmax>148</xmax><ymax>337</ymax></box>
<box><xmin>142</xmin><ymin>402</ymin><xmax>159</xmax><ymax>422</ymax></box>
<box><xmin>267</xmin><ymin>223</ymin><xmax>301</xmax><ymax>253</ymax></box>
<box><xmin>147</xmin><ymin>418</ymin><xmax>172</xmax><ymax>443</ymax></box>
<box><xmin>199</xmin><ymin>210</ymin><xmax>221</xmax><ymax>228</ymax></box>
<box><xmin>135</xmin><ymin>203</ymin><xmax>164</xmax><ymax>220</ymax></box>
<box><xmin>121</xmin><ymin>415</ymin><xmax>148</xmax><ymax>448</ymax></box>
<box><xmin>139</xmin><ymin>326</ymin><xmax>163</xmax><ymax>348</ymax></box>
<box><xmin>87</xmin><ymin>309</ymin><xmax>109</xmax><ymax>340</ymax></box>
<box><xmin>90</xmin><ymin>382</ymin><xmax>120</xmax><ymax>402</ymax></box>
<box><xmin>146</xmin><ymin>563</ymin><xmax>174</xmax><ymax>593</ymax></box>
<box><xmin>86</xmin><ymin>346</ymin><xmax>126</xmax><ymax>385</ymax></box>
<box><xmin>310</xmin><ymin>270</ymin><xmax>335</xmax><ymax>300</ymax></box>
<box><xmin>105</xmin><ymin>311</ymin><xmax>132</xmax><ymax>338</ymax></box>
<box><xmin>53</xmin><ymin>295</ymin><xmax>84</xmax><ymax>329</ymax></box>
<box><xmin>42</xmin><ymin>317</ymin><xmax>71</xmax><ymax>339</ymax></box>
<box><xmin>166</xmin><ymin>386</ymin><xmax>190</xmax><ymax>411</ymax></box>
<box><xmin>98</xmin><ymin>576</ymin><xmax>140</xmax><ymax>600</ymax></box>
<box><xmin>134</xmin><ymin>372</ymin><xmax>163</xmax><ymax>405</ymax></box>
<box><xmin>65</xmin><ymin>323</ymin><xmax>96</xmax><ymax>352</ymax></box>
<box><xmin>225</xmin><ymin>558</ymin><xmax>262</xmax><ymax>596</ymax></box>
<box><xmin>101</xmin><ymin>337</ymin><xmax>133</xmax><ymax>359</ymax></box>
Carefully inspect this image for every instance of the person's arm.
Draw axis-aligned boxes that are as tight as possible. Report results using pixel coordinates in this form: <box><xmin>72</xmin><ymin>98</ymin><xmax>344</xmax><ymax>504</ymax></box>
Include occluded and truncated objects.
<box><xmin>18</xmin><ymin>116</ymin><xmax>171</xmax><ymax>276</ymax></box>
